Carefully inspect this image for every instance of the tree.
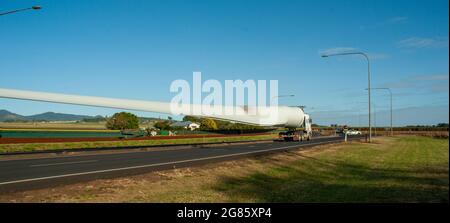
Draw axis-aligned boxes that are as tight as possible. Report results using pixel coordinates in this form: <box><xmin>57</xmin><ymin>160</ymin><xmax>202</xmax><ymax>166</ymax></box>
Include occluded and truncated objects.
<box><xmin>82</xmin><ymin>116</ymin><xmax>107</xmax><ymax>122</ymax></box>
<box><xmin>183</xmin><ymin>115</ymin><xmax>201</xmax><ymax>123</ymax></box>
<box><xmin>154</xmin><ymin>120</ymin><xmax>171</xmax><ymax>130</ymax></box>
<box><xmin>201</xmin><ymin>118</ymin><xmax>218</xmax><ymax>130</ymax></box>
<box><xmin>106</xmin><ymin>112</ymin><xmax>139</xmax><ymax>130</ymax></box>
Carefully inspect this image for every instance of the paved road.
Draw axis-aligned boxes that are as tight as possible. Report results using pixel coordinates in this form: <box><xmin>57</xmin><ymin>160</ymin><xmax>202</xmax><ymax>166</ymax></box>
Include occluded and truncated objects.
<box><xmin>0</xmin><ymin>135</ymin><xmax>362</xmax><ymax>192</ymax></box>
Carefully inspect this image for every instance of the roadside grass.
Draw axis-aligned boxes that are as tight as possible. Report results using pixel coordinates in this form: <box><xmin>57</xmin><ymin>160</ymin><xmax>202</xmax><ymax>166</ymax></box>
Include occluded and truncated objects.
<box><xmin>0</xmin><ymin>135</ymin><xmax>276</xmax><ymax>153</ymax></box>
<box><xmin>1</xmin><ymin>136</ymin><xmax>447</xmax><ymax>203</ymax></box>
<box><xmin>211</xmin><ymin>136</ymin><xmax>448</xmax><ymax>202</ymax></box>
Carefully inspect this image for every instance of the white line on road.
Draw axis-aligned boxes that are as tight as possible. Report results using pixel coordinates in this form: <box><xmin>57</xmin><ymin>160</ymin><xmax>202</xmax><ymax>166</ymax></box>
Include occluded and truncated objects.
<box><xmin>0</xmin><ymin>139</ymin><xmax>341</xmax><ymax>186</ymax></box>
<box><xmin>0</xmin><ymin>136</ymin><xmax>341</xmax><ymax>163</ymax></box>
<box><xmin>29</xmin><ymin>160</ymin><xmax>98</xmax><ymax>167</ymax></box>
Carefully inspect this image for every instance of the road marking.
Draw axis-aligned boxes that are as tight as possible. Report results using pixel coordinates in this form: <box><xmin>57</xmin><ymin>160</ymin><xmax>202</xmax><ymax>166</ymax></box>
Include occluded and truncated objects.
<box><xmin>0</xmin><ymin>136</ymin><xmax>344</xmax><ymax>162</ymax></box>
<box><xmin>0</xmin><ymin>139</ymin><xmax>344</xmax><ymax>186</ymax></box>
<box><xmin>29</xmin><ymin>160</ymin><xmax>98</xmax><ymax>167</ymax></box>
<box><xmin>0</xmin><ymin>139</ymin><xmax>286</xmax><ymax>162</ymax></box>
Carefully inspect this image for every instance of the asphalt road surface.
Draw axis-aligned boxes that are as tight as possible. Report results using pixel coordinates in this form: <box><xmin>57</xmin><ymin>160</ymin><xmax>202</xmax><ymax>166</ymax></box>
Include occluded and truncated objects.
<box><xmin>0</xmin><ymin>135</ymin><xmax>363</xmax><ymax>192</ymax></box>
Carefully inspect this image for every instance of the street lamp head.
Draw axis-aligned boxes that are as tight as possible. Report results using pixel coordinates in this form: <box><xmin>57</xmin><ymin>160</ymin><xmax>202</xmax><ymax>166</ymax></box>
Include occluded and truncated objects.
<box><xmin>321</xmin><ymin>55</ymin><xmax>328</xmax><ymax>58</ymax></box>
<box><xmin>0</xmin><ymin>5</ymin><xmax>42</xmax><ymax>16</ymax></box>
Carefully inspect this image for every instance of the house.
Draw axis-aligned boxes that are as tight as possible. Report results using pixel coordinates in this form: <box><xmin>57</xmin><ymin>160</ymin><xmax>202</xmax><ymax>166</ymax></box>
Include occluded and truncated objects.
<box><xmin>170</xmin><ymin>121</ymin><xmax>201</xmax><ymax>131</ymax></box>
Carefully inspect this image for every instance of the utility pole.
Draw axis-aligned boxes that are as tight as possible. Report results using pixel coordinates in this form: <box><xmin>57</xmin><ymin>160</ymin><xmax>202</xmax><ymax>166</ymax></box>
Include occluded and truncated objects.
<box><xmin>322</xmin><ymin>51</ymin><xmax>372</xmax><ymax>142</ymax></box>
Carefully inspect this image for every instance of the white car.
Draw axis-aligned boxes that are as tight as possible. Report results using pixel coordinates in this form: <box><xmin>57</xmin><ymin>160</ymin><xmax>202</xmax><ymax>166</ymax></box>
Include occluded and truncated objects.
<box><xmin>346</xmin><ymin>130</ymin><xmax>362</xmax><ymax>135</ymax></box>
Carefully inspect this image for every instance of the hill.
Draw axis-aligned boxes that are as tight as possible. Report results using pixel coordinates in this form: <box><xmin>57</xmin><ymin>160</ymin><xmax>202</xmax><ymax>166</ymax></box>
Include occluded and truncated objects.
<box><xmin>0</xmin><ymin>109</ymin><xmax>167</xmax><ymax>123</ymax></box>
<box><xmin>26</xmin><ymin>112</ymin><xmax>93</xmax><ymax>121</ymax></box>
<box><xmin>0</xmin><ymin>110</ymin><xmax>94</xmax><ymax>122</ymax></box>
<box><xmin>0</xmin><ymin>110</ymin><xmax>27</xmax><ymax>122</ymax></box>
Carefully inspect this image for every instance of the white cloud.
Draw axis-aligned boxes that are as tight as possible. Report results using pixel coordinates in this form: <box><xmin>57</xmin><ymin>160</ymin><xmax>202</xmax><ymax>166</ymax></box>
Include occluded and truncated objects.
<box><xmin>313</xmin><ymin>105</ymin><xmax>449</xmax><ymax>127</ymax></box>
<box><xmin>414</xmin><ymin>74</ymin><xmax>449</xmax><ymax>81</ymax></box>
<box><xmin>318</xmin><ymin>47</ymin><xmax>357</xmax><ymax>56</ymax></box>
<box><xmin>366</xmin><ymin>53</ymin><xmax>390</xmax><ymax>60</ymax></box>
<box><xmin>387</xmin><ymin>16</ymin><xmax>408</xmax><ymax>24</ymax></box>
<box><xmin>431</xmin><ymin>83</ymin><xmax>449</xmax><ymax>93</ymax></box>
<box><xmin>359</xmin><ymin>16</ymin><xmax>408</xmax><ymax>30</ymax></box>
<box><xmin>382</xmin><ymin>74</ymin><xmax>449</xmax><ymax>93</ymax></box>
<box><xmin>397</xmin><ymin>37</ymin><xmax>449</xmax><ymax>49</ymax></box>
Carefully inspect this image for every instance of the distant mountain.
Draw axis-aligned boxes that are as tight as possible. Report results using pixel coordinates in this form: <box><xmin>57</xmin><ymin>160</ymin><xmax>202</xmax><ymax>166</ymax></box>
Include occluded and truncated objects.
<box><xmin>0</xmin><ymin>110</ymin><xmax>27</xmax><ymax>122</ymax></box>
<box><xmin>26</xmin><ymin>112</ymin><xmax>93</xmax><ymax>121</ymax></box>
<box><xmin>0</xmin><ymin>109</ymin><xmax>167</xmax><ymax>122</ymax></box>
<box><xmin>0</xmin><ymin>110</ymin><xmax>95</xmax><ymax>122</ymax></box>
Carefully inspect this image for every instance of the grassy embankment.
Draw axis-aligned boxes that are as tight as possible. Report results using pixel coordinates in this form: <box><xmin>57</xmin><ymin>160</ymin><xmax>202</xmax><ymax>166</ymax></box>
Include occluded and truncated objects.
<box><xmin>2</xmin><ymin>136</ymin><xmax>447</xmax><ymax>202</ymax></box>
<box><xmin>0</xmin><ymin>134</ymin><xmax>276</xmax><ymax>153</ymax></box>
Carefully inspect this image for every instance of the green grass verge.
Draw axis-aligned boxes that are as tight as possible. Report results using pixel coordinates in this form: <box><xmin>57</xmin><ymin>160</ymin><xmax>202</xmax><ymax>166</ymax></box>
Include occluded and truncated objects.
<box><xmin>0</xmin><ymin>135</ymin><xmax>276</xmax><ymax>153</ymax></box>
<box><xmin>0</xmin><ymin>136</ymin><xmax>447</xmax><ymax>203</ymax></box>
<box><xmin>211</xmin><ymin>136</ymin><xmax>449</xmax><ymax>202</ymax></box>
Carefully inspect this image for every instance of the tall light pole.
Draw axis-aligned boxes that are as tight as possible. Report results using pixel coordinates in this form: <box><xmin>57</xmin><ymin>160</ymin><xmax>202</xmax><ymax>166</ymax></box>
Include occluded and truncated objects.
<box><xmin>322</xmin><ymin>51</ymin><xmax>372</xmax><ymax>142</ymax></box>
<box><xmin>373</xmin><ymin>103</ymin><xmax>377</xmax><ymax>136</ymax></box>
<box><xmin>368</xmin><ymin>87</ymin><xmax>393</xmax><ymax>136</ymax></box>
<box><xmin>0</xmin><ymin>6</ymin><xmax>41</xmax><ymax>16</ymax></box>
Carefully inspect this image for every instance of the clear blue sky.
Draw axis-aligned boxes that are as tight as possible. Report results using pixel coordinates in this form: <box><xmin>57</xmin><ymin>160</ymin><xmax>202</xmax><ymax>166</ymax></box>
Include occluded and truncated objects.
<box><xmin>1</xmin><ymin>0</ymin><xmax>448</xmax><ymax>126</ymax></box>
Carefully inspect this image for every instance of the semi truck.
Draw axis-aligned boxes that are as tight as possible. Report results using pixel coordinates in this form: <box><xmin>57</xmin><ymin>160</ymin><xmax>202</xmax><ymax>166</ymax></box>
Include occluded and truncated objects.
<box><xmin>277</xmin><ymin>113</ymin><xmax>313</xmax><ymax>141</ymax></box>
<box><xmin>0</xmin><ymin>88</ymin><xmax>315</xmax><ymax>140</ymax></box>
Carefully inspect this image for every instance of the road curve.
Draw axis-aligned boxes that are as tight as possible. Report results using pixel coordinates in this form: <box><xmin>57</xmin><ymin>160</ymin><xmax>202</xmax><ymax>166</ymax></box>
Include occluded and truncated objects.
<box><xmin>0</xmin><ymin>135</ymin><xmax>363</xmax><ymax>192</ymax></box>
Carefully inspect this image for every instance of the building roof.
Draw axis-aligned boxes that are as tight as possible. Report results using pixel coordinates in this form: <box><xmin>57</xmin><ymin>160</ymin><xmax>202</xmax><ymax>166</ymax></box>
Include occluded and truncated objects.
<box><xmin>170</xmin><ymin>121</ymin><xmax>199</xmax><ymax>127</ymax></box>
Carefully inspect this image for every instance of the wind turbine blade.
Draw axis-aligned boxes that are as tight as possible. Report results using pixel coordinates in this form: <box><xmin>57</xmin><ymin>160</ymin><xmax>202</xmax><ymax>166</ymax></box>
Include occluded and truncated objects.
<box><xmin>0</xmin><ymin>88</ymin><xmax>302</xmax><ymax>127</ymax></box>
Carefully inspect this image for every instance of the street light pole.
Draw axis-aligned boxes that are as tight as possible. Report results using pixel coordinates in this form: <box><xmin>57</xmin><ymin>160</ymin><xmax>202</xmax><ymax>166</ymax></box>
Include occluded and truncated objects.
<box><xmin>0</xmin><ymin>6</ymin><xmax>41</xmax><ymax>16</ymax></box>
<box><xmin>322</xmin><ymin>51</ymin><xmax>372</xmax><ymax>142</ymax></box>
<box><xmin>373</xmin><ymin>103</ymin><xmax>376</xmax><ymax>136</ymax></box>
<box><xmin>369</xmin><ymin>87</ymin><xmax>393</xmax><ymax>136</ymax></box>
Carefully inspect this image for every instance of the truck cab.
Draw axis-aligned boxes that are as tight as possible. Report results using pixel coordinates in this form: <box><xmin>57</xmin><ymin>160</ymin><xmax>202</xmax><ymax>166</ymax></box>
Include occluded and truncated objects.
<box><xmin>278</xmin><ymin>113</ymin><xmax>313</xmax><ymax>142</ymax></box>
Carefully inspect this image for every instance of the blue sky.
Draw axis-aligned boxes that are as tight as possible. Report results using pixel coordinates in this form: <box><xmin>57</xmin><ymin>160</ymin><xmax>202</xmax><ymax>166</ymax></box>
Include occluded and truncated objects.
<box><xmin>0</xmin><ymin>0</ymin><xmax>448</xmax><ymax>126</ymax></box>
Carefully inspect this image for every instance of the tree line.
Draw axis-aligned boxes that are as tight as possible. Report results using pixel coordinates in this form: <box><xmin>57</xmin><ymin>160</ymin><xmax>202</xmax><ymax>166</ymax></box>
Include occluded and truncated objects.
<box><xmin>103</xmin><ymin>112</ymin><xmax>273</xmax><ymax>133</ymax></box>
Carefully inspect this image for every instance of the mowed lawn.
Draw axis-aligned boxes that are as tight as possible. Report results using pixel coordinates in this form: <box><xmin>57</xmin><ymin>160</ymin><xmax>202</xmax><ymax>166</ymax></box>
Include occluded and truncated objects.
<box><xmin>1</xmin><ymin>136</ymin><xmax>448</xmax><ymax>203</ymax></box>
<box><xmin>213</xmin><ymin>136</ymin><xmax>449</xmax><ymax>202</ymax></box>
